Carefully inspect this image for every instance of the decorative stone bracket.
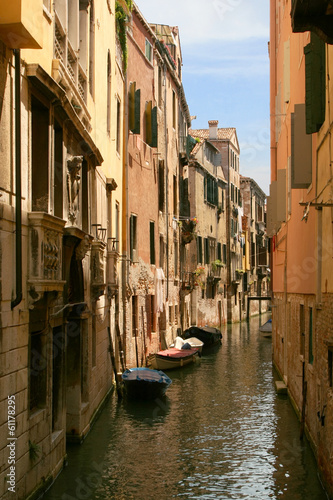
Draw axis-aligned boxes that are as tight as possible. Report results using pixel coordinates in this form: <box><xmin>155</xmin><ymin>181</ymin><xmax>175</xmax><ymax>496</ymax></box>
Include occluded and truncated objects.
<box><xmin>91</xmin><ymin>240</ymin><xmax>106</xmax><ymax>301</ymax></box>
<box><xmin>107</xmin><ymin>244</ymin><xmax>120</xmax><ymax>299</ymax></box>
<box><xmin>28</xmin><ymin>212</ymin><xmax>66</xmax><ymax>306</ymax></box>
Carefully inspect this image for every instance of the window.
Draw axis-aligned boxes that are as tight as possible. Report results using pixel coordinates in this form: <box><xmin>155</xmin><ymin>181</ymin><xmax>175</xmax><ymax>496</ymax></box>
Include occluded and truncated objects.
<box><xmin>132</xmin><ymin>295</ymin><xmax>138</xmax><ymax>337</ymax></box>
<box><xmin>89</xmin><ymin>0</ymin><xmax>95</xmax><ymax>97</ymax></box>
<box><xmin>204</xmin><ymin>238</ymin><xmax>209</xmax><ymax>265</ymax></box>
<box><xmin>172</xmin><ymin>90</ymin><xmax>176</xmax><ymax>129</ymax></box>
<box><xmin>329</xmin><ymin>348</ymin><xmax>333</xmax><ymax>388</ymax></box>
<box><xmin>32</xmin><ymin>95</ymin><xmax>49</xmax><ymax>212</ymax></box>
<box><xmin>304</xmin><ymin>33</ymin><xmax>325</xmax><ymax>134</ymax></box>
<box><xmin>29</xmin><ymin>298</ymin><xmax>48</xmax><ymax>412</ymax></box>
<box><xmin>300</xmin><ymin>304</ymin><xmax>305</xmax><ymax>356</ymax></box>
<box><xmin>309</xmin><ymin>307</ymin><xmax>314</xmax><ymax>365</ymax></box>
<box><xmin>150</xmin><ymin>221</ymin><xmax>155</xmax><ymax>265</ymax></box>
<box><xmin>158</xmin><ymin>65</ymin><xmax>163</xmax><ymax>107</ymax></box>
<box><xmin>130</xmin><ymin>214</ymin><xmax>137</xmax><ymax>262</ymax></box>
<box><xmin>209</xmin><ymin>238</ymin><xmax>216</xmax><ymax>263</ymax></box>
<box><xmin>174</xmin><ymin>240</ymin><xmax>178</xmax><ymax>277</ymax></box>
<box><xmin>158</xmin><ymin>160</ymin><xmax>165</xmax><ymax>211</ymax></box>
<box><xmin>116</xmin><ymin>97</ymin><xmax>121</xmax><ymax>153</ymax></box>
<box><xmin>173</xmin><ymin>175</ymin><xmax>177</xmax><ymax>215</ymax></box>
<box><xmin>145</xmin><ymin>38</ymin><xmax>152</xmax><ymax>62</ymax></box>
<box><xmin>52</xmin><ymin>325</ymin><xmax>64</xmax><ymax>431</ymax></box>
<box><xmin>145</xmin><ymin>101</ymin><xmax>157</xmax><ymax>147</ymax></box>
<box><xmin>115</xmin><ymin>202</ymin><xmax>120</xmax><ymax>252</ymax></box>
<box><xmin>53</xmin><ymin>119</ymin><xmax>63</xmax><ymax>219</ymax></box>
<box><xmin>217</xmin><ymin>242</ymin><xmax>222</xmax><ymax>261</ymax></box>
<box><xmin>197</xmin><ymin>236</ymin><xmax>203</xmax><ymax>264</ymax></box>
<box><xmin>146</xmin><ymin>295</ymin><xmax>156</xmax><ymax>338</ymax></box>
<box><xmin>107</xmin><ymin>51</ymin><xmax>111</xmax><ymax>135</ymax></box>
<box><xmin>159</xmin><ymin>235</ymin><xmax>164</xmax><ymax>269</ymax></box>
<box><xmin>223</xmin><ymin>244</ymin><xmax>227</xmax><ymax>264</ymax></box>
<box><xmin>204</xmin><ymin>175</ymin><xmax>218</xmax><ymax>206</ymax></box>
<box><xmin>129</xmin><ymin>82</ymin><xmax>140</xmax><ymax>134</ymax></box>
<box><xmin>54</xmin><ymin>0</ymin><xmax>88</xmax><ymax>101</ymax></box>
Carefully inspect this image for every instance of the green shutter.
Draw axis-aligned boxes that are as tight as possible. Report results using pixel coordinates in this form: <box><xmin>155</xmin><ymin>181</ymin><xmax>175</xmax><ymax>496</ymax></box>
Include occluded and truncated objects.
<box><xmin>129</xmin><ymin>82</ymin><xmax>135</xmax><ymax>132</ymax></box>
<box><xmin>186</xmin><ymin>135</ymin><xmax>197</xmax><ymax>157</ymax></box>
<box><xmin>133</xmin><ymin>89</ymin><xmax>141</xmax><ymax>135</ymax></box>
<box><xmin>150</xmin><ymin>221</ymin><xmax>155</xmax><ymax>265</ymax></box>
<box><xmin>151</xmin><ymin>106</ymin><xmax>157</xmax><ymax>147</ymax></box>
<box><xmin>304</xmin><ymin>33</ymin><xmax>326</xmax><ymax>134</ymax></box>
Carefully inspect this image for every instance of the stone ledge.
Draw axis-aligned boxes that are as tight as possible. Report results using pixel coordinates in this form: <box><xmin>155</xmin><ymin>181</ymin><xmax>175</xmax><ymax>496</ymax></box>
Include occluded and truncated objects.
<box><xmin>275</xmin><ymin>380</ymin><xmax>288</xmax><ymax>394</ymax></box>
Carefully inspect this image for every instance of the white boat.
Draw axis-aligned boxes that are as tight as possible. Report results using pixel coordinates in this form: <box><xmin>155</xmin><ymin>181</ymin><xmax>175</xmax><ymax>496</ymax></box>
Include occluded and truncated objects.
<box><xmin>170</xmin><ymin>336</ymin><xmax>204</xmax><ymax>354</ymax></box>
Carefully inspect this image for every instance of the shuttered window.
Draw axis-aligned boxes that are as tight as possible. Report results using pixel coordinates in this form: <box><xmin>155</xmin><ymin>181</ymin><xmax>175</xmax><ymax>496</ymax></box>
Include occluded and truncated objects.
<box><xmin>129</xmin><ymin>82</ymin><xmax>140</xmax><ymax>134</ymax></box>
<box><xmin>304</xmin><ymin>33</ymin><xmax>325</xmax><ymax>134</ymax></box>
<box><xmin>150</xmin><ymin>221</ymin><xmax>155</xmax><ymax>265</ymax></box>
<box><xmin>197</xmin><ymin>236</ymin><xmax>203</xmax><ymax>264</ymax></box>
<box><xmin>204</xmin><ymin>238</ymin><xmax>209</xmax><ymax>264</ymax></box>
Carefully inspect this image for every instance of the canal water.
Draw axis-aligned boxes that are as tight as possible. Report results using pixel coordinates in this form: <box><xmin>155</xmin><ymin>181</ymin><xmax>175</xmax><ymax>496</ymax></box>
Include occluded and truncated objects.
<box><xmin>43</xmin><ymin>315</ymin><xmax>328</xmax><ymax>500</ymax></box>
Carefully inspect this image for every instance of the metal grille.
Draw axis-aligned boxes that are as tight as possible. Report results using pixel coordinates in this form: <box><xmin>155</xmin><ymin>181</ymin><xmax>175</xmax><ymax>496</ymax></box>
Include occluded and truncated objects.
<box><xmin>67</xmin><ymin>50</ymin><xmax>76</xmax><ymax>84</ymax></box>
<box><xmin>78</xmin><ymin>72</ymin><xmax>86</xmax><ymax>101</ymax></box>
<box><xmin>55</xmin><ymin>24</ymin><xmax>64</xmax><ymax>62</ymax></box>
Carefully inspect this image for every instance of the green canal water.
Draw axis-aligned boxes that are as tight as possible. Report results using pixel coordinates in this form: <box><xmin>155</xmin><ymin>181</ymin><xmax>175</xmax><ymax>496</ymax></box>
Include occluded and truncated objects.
<box><xmin>43</xmin><ymin>315</ymin><xmax>328</xmax><ymax>500</ymax></box>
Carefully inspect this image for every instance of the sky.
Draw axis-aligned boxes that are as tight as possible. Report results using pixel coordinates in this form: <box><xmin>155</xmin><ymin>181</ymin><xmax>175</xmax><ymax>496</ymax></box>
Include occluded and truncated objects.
<box><xmin>135</xmin><ymin>0</ymin><xmax>271</xmax><ymax>195</ymax></box>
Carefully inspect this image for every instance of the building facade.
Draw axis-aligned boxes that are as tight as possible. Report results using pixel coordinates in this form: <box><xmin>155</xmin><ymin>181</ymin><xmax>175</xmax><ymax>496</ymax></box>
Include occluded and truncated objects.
<box><xmin>189</xmin><ymin>121</ymin><xmax>245</xmax><ymax>323</ymax></box>
<box><xmin>269</xmin><ymin>0</ymin><xmax>333</xmax><ymax>495</ymax></box>
<box><xmin>240</xmin><ymin>176</ymin><xmax>269</xmax><ymax>317</ymax></box>
<box><xmin>0</xmin><ymin>0</ymin><xmax>124</xmax><ymax>498</ymax></box>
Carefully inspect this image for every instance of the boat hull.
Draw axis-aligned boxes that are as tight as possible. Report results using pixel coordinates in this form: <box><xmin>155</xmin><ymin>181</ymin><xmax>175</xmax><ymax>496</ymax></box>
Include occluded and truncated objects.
<box><xmin>121</xmin><ymin>368</ymin><xmax>172</xmax><ymax>400</ymax></box>
<box><xmin>147</xmin><ymin>348</ymin><xmax>199</xmax><ymax>371</ymax></box>
<box><xmin>259</xmin><ymin>319</ymin><xmax>272</xmax><ymax>336</ymax></box>
<box><xmin>184</xmin><ymin>326</ymin><xmax>222</xmax><ymax>348</ymax></box>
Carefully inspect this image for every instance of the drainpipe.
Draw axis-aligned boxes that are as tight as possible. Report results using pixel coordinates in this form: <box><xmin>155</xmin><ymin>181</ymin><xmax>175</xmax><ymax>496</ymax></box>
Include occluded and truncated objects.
<box><xmin>164</xmin><ymin>64</ymin><xmax>169</xmax><ymax>301</ymax></box>
<box><xmin>122</xmin><ymin>71</ymin><xmax>129</xmax><ymax>365</ymax></box>
<box><xmin>11</xmin><ymin>49</ymin><xmax>22</xmax><ymax>310</ymax></box>
<box><xmin>226</xmin><ymin>143</ymin><xmax>231</xmax><ymax>323</ymax></box>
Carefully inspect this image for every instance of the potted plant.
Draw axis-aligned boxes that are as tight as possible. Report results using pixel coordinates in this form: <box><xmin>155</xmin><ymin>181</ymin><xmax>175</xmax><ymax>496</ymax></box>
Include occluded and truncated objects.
<box><xmin>180</xmin><ymin>217</ymin><xmax>198</xmax><ymax>244</ymax></box>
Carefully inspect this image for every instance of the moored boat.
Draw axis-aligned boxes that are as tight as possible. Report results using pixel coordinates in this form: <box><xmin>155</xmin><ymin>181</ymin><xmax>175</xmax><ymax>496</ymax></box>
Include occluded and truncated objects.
<box><xmin>147</xmin><ymin>347</ymin><xmax>199</xmax><ymax>371</ymax></box>
<box><xmin>121</xmin><ymin>367</ymin><xmax>172</xmax><ymax>400</ymax></box>
<box><xmin>259</xmin><ymin>318</ymin><xmax>272</xmax><ymax>337</ymax></box>
<box><xmin>184</xmin><ymin>326</ymin><xmax>222</xmax><ymax>348</ymax></box>
<box><xmin>170</xmin><ymin>336</ymin><xmax>204</xmax><ymax>354</ymax></box>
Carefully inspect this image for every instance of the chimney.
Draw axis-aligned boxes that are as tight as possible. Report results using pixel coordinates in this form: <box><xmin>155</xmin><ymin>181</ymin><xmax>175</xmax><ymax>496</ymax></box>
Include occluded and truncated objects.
<box><xmin>208</xmin><ymin>120</ymin><xmax>218</xmax><ymax>140</ymax></box>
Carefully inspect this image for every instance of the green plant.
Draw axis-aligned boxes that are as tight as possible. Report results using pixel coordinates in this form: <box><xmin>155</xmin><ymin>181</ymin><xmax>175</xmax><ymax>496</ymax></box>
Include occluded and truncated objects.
<box><xmin>115</xmin><ymin>0</ymin><xmax>133</xmax><ymax>72</ymax></box>
<box><xmin>29</xmin><ymin>440</ymin><xmax>41</xmax><ymax>462</ymax></box>
<box><xmin>211</xmin><ymin>259</ymin><xmax>223</xmax><ymax>271</ymax></box>
<box><xmin>235</xmin><ymin>269</ymin><xmax>244</xmax><ymax>274</ymax></box>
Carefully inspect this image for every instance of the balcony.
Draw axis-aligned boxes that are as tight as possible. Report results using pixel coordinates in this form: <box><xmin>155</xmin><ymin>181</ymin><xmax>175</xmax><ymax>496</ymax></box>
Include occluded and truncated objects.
<box><xmin>291</xmin><ymin>0</ymin><xmax>333</xmax><ymax>44</ymax></box>
<box><xmin>0</xmin><ymin>0</ymin><xmax>43</xmax><ymax>49</ymax></box>
<box><xmin>107</xmin><ymin>238</ymin><xmax>120</xmax><ymax>299</ymax></box>
<box><xmin>28</xmin><ymin>212</ymin><xmax>66</xmax><ymax>302</ymax></box>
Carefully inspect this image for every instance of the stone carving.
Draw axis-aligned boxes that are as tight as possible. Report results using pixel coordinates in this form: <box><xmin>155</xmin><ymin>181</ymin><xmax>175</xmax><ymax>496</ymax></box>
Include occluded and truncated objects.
<box><xmin>67</xmin><ymin>155</ymin><xmax>83</xmax><ymax>225</ymax></box>
<box><xmin>43</xmin><ymin>230</ymin><xmax>60</xmax><ymax>278</ymax></box>
<box><xmin>75</xmin><ymin>235</ymin><xmax>91</xmax><ymax>261</ymax></box>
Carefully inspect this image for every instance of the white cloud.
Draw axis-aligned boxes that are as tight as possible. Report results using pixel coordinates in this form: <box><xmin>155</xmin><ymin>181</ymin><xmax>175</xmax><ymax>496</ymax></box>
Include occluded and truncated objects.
<box><xmin>136</xmin><ymin>0</ymin><xmax>269</xmax><ymax>45</ymax></box>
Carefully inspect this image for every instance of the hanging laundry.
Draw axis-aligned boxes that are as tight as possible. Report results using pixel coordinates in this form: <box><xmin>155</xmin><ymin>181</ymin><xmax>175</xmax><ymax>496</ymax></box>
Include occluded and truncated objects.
<box><xmin>155</xmin><ymin>268</ymin><xmax>165</xmax><ymax>313</ymax></box>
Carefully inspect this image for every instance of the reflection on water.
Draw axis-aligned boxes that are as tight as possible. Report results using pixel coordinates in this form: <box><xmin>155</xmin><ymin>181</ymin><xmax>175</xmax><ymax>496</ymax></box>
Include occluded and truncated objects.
<box><xmin>43</xmin><ymin>315</ymin><xmax>328</xmax><ymax>500</ymax></box>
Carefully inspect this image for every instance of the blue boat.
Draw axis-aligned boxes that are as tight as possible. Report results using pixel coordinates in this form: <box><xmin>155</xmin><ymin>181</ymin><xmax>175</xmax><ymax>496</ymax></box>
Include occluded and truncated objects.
<box><xmin>121</xmin><ymin>368</ymin><xmax>172</xmax><ymax>400</ymax></box>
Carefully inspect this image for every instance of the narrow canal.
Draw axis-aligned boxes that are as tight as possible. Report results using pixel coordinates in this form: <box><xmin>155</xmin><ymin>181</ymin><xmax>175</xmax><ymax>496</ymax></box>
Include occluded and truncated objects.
<box><xmin>43</xmin><ymin>315</ymin><xmax>328</xmax><ymax>500</ymax></box>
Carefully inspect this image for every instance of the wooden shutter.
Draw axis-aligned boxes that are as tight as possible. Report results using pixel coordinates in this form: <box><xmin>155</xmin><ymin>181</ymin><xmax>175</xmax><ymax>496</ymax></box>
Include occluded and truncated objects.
<box><xmin>151</xmin><ymin>106</ymin><xmax>157</xmax><ymax>147</ymax></box>
<box><xmin>304</xmin><ymin>33</ymin><xmax>325</xmax><ymax>134</ymax></box>
<box><xmin>133</xmin><ymin>89</ymin><xmax>141</xmax><ymax>134</ymax></box>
